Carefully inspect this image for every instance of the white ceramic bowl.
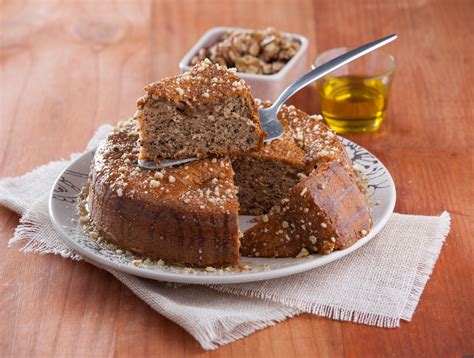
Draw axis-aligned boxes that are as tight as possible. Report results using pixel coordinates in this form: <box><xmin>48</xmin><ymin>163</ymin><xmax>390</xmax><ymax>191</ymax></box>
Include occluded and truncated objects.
<box><xmin>179</xmin><ymin>27</ymin><xmax>309</xmax><ymax>101</ymax></box>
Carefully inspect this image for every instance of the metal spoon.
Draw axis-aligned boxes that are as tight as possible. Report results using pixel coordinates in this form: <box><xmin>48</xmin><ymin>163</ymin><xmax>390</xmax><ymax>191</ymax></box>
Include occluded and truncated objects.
<box><xmin>139</xmin><ymin>34</ymin><xmax>397</xmax><ymax>170</ymax></box>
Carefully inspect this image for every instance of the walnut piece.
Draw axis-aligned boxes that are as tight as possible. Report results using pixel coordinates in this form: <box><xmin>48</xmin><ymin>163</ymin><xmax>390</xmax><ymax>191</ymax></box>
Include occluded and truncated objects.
<box><xmin>190</xmin><ymin>28</ymin><xmax>301</xmax><ymax>75</ymax></box>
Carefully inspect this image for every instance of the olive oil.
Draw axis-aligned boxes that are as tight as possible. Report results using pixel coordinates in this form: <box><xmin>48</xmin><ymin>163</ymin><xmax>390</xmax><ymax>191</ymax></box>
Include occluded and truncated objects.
<box><xmin>317</xmin><ymin>75</ymin><xmax>389</xmax><ymax>133</ymax></box>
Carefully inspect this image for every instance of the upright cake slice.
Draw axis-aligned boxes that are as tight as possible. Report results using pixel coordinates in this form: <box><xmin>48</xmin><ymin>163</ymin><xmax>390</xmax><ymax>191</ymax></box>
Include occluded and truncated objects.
<box><xmin>240</xmin><ymin>161</ymin><xmax>372</xmax><ymax>257</ymax></box>
<box><xmin>233</xmin><ymin>100</ymin><xmax>353</xmax><ymax>215</ymax></box>
<box><xmin>134</xmin><ymin>59</ymin><xmax>264</xmax><ymax>162</ymax></box>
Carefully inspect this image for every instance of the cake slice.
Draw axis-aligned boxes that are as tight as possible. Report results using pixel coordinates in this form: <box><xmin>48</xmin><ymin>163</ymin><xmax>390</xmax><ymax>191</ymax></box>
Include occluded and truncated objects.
<box><xmin>240</xmin><ymin>161</ymin><xmax>372</xmax><ymax>257</ymax></box>
<box><xmin>233</xmin><ymin>100</ymin><xmax>354</xmax><ymax>215</ymax></box>
<box><xmin>134</xmin><ymin>59</ymin><xmax>264</xmax><ymax>162</ymax></box>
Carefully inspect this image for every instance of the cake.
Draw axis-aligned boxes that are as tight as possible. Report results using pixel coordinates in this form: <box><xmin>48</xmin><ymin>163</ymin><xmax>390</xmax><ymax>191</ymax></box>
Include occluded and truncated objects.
<box><xmin>87</xmin><ymin>120</ymin><xmax>240</xmax><ymax>267</ymax></box>
<box><xmin>134</xmin><ymin>59</ymin><xmax>264</xmax><ymax>162</ymax></box>
<box><xmin>87</xmin><ymin>96</ymin><xmax>372</xmax><ymax>267</ymax></box>
<box><xmin>240</xmin><ymin>161</ymin><xmax>372</xmax><ymax>257</ymax></box>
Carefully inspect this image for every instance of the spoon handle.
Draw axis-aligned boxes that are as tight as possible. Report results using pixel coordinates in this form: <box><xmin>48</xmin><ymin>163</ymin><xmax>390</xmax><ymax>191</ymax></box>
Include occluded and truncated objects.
<box><xmin>270</xmin><ymin>34</ymin><xmax>398</xmax><ymax>112</ymax></box>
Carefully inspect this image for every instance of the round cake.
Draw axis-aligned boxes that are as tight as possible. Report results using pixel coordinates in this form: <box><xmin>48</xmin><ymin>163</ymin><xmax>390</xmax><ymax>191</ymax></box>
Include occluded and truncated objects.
<box><xmin>86</xmin><ymin>103</ymin><xmax>372</xmax><ymax>267</ymax></box>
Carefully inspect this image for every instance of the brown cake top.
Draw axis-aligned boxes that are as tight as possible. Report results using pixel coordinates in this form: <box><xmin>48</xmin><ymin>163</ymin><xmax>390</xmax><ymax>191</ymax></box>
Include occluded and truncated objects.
<box><xmin>137</xmin><ymin>59</ymin><xmax>252</xmax><ymax>108</ymax></box>
<box><xmin>246</xmin><ymin>99</ymin><xmax>352</xmax><ymax>171</ymax></box>
<box><xmin>92</xmin><ymin>119</ymin><xmax>239</xmax><ymax>214</ymax></box>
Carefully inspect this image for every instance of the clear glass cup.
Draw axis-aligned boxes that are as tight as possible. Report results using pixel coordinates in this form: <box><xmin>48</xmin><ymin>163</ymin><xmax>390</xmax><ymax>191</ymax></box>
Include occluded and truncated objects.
<box><xmin>313</xmin><ymin>48</ymin><xmax>396</xmax><ymax>133</ymax></box>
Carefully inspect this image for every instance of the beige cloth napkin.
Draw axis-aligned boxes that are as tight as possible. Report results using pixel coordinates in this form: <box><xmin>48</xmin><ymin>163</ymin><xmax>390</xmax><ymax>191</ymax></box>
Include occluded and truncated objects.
<box><xmin>0</xmin><ymin>125</ymin><xmax>451</xmax><ymax>350</ymax></box>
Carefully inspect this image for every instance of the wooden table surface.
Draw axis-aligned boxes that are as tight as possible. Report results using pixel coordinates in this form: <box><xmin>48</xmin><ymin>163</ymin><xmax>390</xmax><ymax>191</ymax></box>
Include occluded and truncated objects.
<box><xmin>1</xmin><ymin>0</ymin><xmax>473</xmax><ymax>356</ymax></box>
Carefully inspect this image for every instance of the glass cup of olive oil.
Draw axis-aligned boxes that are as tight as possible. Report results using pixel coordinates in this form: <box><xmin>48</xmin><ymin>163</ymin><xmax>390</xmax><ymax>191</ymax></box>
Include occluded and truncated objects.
<box><xmin>313</xmin><ymin>48</ymin><xmax>396</xmax><ymax>133</ymax></box>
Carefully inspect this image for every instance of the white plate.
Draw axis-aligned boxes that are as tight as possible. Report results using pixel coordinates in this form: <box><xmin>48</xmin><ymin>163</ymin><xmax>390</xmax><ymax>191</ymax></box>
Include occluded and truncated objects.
<box><xmin>49</xmin><ymin>138</ymin><xmax>396</xmax><ymax>284</ymax></box>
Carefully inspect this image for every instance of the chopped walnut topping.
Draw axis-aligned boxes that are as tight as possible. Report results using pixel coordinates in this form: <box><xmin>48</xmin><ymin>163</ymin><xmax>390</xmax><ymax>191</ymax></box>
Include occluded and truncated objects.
<box><xmin>175</xmin><ymin>87</ymin><xmax>185</xmax><ymax>96</ymax></box>
<box><xmin>296</xmin><ymin>247</ymin><xmax>310</xmax><ymax>258</ymax></box>
<box><xmin>168</xmin><ymin>175</ymin><xmax>176</xmax><ymax>183</ymax></box>
<box><xmin>149</xmin><ymin>180</ymin><xmax>160</xmax><ymax>188</ymax></box>
<box><xmin>320</xmin><ymin>222</ymin><xmax>327</xmax><ymax>228</ymax></box>
<box><xmin>310</xmin><ymin>114</ymin><xmax>323</xmax><ymax>121</ymax></box>
<box><xmin>262</xmin><ymin>214</ymin><xmax>269</xmax><ymax>222</ymax></box>
<box><xmin>300</xmin><ymin>187</ymin><xmax>308</xmax><ymax>196</ymax></box>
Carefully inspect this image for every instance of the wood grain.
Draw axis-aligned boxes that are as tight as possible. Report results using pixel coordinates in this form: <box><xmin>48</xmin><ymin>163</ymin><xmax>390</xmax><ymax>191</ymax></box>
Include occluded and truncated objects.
<box><xmin>1</xmin><ymin>0</ymin><xmax>473</xmax><ymax>356</ymax></box>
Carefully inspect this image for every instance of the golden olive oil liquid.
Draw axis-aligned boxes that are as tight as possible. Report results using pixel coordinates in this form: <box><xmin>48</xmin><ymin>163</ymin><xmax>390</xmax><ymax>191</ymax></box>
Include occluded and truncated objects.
<box><xmin>318</xmin><ymin>75</ymin><xmax>389</xmax><ymax>133</ymax></box>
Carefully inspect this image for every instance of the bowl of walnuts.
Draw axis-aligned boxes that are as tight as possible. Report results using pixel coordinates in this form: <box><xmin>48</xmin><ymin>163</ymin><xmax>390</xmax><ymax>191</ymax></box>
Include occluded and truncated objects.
<box><xmin>179</xmin><ymin>27</ymin><xmax>309</xmax><ymax>101</ymax></box>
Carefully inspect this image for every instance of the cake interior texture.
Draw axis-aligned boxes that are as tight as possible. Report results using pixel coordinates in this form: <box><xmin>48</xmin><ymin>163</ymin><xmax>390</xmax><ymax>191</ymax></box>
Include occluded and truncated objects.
<box><xmin>137</xmin><ymin>96</ymin><xmax>260</xmax><ymax>161</ymax></box>
<box><xmin>232</xmin><ymin>155</ymin><xmax>302</xmax><ymax>215</ymax></box>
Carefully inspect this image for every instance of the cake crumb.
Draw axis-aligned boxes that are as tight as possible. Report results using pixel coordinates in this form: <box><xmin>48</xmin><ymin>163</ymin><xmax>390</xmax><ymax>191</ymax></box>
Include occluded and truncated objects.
<box><xmin>296</xmin><ymin>247</ymin><xmax>310</xmax><ymax>258</ymax></box>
